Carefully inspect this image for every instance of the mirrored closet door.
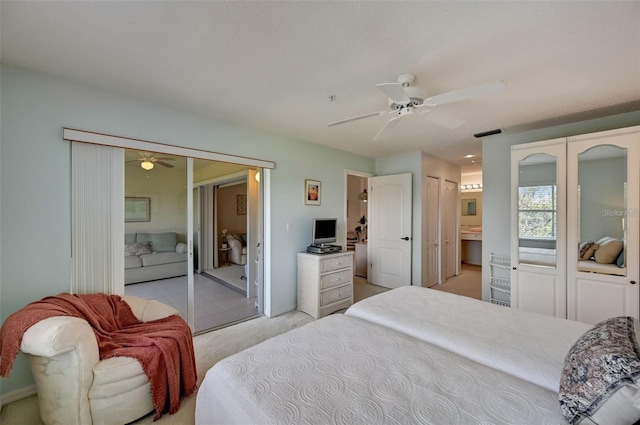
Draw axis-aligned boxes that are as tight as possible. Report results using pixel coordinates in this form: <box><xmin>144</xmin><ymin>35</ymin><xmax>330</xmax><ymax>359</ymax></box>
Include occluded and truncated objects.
<box><xmin>567</xmin><ymin>129</ymin><xmax>639</xmax><ymax>324</ymax></box>
<box><xmin>510</xmin><ymin>125</ymin><xmax>640</xmax><ymax>325</ymax></box>
<box><xmin>510</xmin><ymin>138</ymin><xmax>567</xmax><ymax>318</ymax></box>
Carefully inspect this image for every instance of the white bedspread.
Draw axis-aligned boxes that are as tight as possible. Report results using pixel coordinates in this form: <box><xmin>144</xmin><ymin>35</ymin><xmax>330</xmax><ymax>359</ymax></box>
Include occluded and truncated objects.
<box><xmin>196</xmin><ymin>314</ymin><xmax>568</xmax><ymax>425</ymax></box>
<box><xmin>345</xmin><ymin>286</ymin><xmax>592</xmax><ymax>392</ymax></box>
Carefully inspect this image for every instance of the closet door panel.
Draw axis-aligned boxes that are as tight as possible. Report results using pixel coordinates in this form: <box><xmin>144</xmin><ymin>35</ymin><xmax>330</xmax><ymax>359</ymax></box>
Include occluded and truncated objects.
<box><xmin>573</xmin><ymin>277</ymin><xmax>633</xmax><ymax>325</ymax></box>
<box><xmin>511</xmin><ymin>138</ymin><xmax>567</xmax><ymax>318</ymax></box>
<box><xmin>516</xmin><ymin>270</ymin><xmax>560</xmax><ymax>317</ymax></box>
<box><xmin>567</xmin><ymin>128</ymin><xmax>639</xmax><ymax>324</ymax></box>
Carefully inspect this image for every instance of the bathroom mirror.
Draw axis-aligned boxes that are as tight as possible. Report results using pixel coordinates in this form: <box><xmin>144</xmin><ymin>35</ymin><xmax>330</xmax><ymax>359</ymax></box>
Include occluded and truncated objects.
<box><xmin>461</xmin><ymin>198</ymin><xmax>476</xmax><ymax>216</ymax></box>
<box><xmin>517</xmin><ymin>153</ymin><xmax>557</xmax><ymax>267</ymax></box>
<box><xmin>577</xmin><ymin>144</ymin><xmax>627</xmax><ymax>276</ymax></box>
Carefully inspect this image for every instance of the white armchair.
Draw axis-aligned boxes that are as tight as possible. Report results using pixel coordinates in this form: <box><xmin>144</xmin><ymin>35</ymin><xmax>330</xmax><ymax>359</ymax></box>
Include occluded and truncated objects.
<box><xmin>226</xmin><ymin>233</ymin><xmax>247</xmax><ymax>265</ymax></box>
<box><xmin>20</xmin><ymin>295</ymin><xmax>179</xmax><ymax>425</ymax></box>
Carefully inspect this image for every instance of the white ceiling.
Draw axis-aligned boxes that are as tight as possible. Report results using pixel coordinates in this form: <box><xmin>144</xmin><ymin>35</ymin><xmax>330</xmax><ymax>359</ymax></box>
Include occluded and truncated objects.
<box><xmin>2</xmin><ymin>1</ymin><xmax>639</xmax><ymax>174</ymax></box>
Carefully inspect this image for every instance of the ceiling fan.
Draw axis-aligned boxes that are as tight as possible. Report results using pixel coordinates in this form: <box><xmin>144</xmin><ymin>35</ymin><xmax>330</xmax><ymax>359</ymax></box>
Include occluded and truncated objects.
<box><xmin>126</xmin><ymin>153</ymin><xmax>175</xmax><ymax>170</ymax></box>
<box><xmin>328</xmin><ymin>74</ymin><xmax>507</xmax><ymax>141</ymax></box>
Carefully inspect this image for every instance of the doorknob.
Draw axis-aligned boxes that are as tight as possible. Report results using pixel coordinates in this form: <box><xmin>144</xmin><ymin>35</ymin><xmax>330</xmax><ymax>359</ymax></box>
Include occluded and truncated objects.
<box><xmin>401</xmin><ymin>237</ymin><xmax>410</xmax><ymax>240</ymax></box>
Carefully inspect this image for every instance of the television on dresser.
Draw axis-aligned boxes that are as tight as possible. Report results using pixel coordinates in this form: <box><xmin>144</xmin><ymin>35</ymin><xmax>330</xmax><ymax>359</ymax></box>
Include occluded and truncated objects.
<box><xmin>312</xmin><ymin>218</ymin><xmax>337</xmax><ymax>246</ymax></box>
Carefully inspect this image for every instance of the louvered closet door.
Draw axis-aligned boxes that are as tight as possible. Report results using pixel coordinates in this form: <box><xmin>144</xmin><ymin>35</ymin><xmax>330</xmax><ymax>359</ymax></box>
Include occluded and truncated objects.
<box><xmin>510</xmin><ymin>138</ymin><xmax>567</xmax><ymax>318</ymax></box>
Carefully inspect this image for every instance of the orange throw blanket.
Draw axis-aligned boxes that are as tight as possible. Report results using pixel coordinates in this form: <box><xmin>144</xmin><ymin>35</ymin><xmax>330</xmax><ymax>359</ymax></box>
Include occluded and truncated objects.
<box><xmin>0</xmin><ymin>293</ymin><xmax>197</xmax><ymax>420</ymax></box>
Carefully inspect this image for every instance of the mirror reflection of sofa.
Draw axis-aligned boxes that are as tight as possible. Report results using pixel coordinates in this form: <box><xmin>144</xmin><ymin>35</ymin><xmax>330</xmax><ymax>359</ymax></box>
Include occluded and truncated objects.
<box><xmin>125</xmin><ymin>232</ymin><xmax>188</xmax><ymax>284</ymax></box>
<box><xmin>225</xmin><ymin>232</ymin><xmax>247</xmax><ymax>265</ymax></box>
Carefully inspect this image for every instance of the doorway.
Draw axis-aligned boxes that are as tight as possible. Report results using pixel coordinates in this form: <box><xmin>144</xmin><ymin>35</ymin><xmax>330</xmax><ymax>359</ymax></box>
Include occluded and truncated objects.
<box><xmin>346</xmin><ymin>170</ymin><xmax>382</xmax><ymax>295</ymax></box>
<box><xmin>123</xmin><ymin>149</ymin><xmax>261</xmax><ymax>333</ymax></box>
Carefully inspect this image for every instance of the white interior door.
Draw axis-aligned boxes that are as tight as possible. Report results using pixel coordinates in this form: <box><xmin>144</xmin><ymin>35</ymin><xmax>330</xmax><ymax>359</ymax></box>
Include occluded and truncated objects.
<box><xmin>424</xmin><ymin>176</ymin><xmax>440</xmax><ymax>287</ymax></box>
<box><xmin>368</xmin><ymin>173</ymin><xmax>412</xmax><ymax>289</ymax></box>
<box><xmin>441</xmin><ymin>180</ymin><xmax>458</xmax><ymax>280</ymax></box>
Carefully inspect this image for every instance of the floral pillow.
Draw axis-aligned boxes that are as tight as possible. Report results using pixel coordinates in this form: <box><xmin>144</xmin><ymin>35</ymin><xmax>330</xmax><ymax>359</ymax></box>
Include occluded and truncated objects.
<box><xmin>124</xmin><ymin>242</ymin><xmax>152</xmax><ymax>256</ymax></box>
<box><xmin>559</xmin><ymin>316</ymin><xmax>640</xmax><ymax>424</ymax></box>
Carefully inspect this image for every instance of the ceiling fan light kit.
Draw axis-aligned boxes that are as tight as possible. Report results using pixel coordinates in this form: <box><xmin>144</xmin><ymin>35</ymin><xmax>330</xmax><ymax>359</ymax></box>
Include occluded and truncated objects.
<box><xmin>140</xmin><ymin>160</ymin><xmax>154</xmax><ymax>170</ymax></box>
<box><xmin>328</xmin><ymin>73</ymin><xmax>507</xmax><ymax>141</ymax></box>
<box><xmin>126</xmin><ymin>153</ymin><xmax>177</xmax><ymax>170</ymax></box>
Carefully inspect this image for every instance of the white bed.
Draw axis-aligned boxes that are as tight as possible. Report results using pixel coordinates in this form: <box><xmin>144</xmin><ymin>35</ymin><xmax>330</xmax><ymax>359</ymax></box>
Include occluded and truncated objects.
<box><xmin>345</xmin><ymin>286</ymin><xmax>591</xmax><ymax>392</ymax></box>
<box><xmin>195</xmin><ymin>286</ymin><xmax>608</xmax><ymax>424</ymax></box>
<box><xmin>196</xmin><ymin>314</ymin><xmax>568</xmax><ymax>425</ymax></box>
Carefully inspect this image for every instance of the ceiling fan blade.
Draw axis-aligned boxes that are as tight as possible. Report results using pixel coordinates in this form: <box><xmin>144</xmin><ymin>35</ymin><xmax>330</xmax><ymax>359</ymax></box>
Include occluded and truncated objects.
<box><xmin>373</xmin><ymin>115</ymin><xmax>402</xmax><ymax>141</ymax></box>
<box><xmin>328</xmin><ymin>111</ymin><xmax>385</xmax><ymax>127</ymax></box>
<box><xmin>421</xmin><ymin>110</ymin><xmax>466</xmax><ymax>129</ymax></box>
<box><xmin>125</xmin><ymin>159</ymin><xmax>142</xmax><ymax>163</ymax></box>
<box><xmin>155</xmin><ymin>161</ymin><xmax>175</xmax><ymax>168</ymax></box>
<box><xmin>376</xmin><ymin>83</ymin><xmax>410</xmax><ymax>104</ymax></box>
<box><xmin>153</xmin><ymin>157</ymin><xmax>176</xmax><ymax>161</ymax></box>
<box><xmin>424</xmin><ymin>80</ymin><xmax>507</xmax><ymax>107</ymax></box>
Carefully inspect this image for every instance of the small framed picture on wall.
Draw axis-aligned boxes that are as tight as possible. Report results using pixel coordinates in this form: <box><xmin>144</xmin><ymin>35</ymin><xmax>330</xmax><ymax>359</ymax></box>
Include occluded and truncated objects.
<box><xmin>125</xmin><ymin>197</ymin><xmax>151</xmax><ymax>222</ymax></box>
<box><xmin>305</xmin><ymin>179</ymin><xmax>321</xmax><ymax>206</ymax></box>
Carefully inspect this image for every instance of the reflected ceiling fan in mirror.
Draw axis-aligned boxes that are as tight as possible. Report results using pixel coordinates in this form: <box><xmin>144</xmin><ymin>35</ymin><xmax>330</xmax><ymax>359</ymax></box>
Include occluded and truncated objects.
<box><xmin>328</xmin><ymin>74</ymin><xmax>507</xmax><ymax>141</ymax></box>
<box><xmin>126</xmin><ymin>152</ymin><xmax>175</xmax><ymax>170</ymax></box>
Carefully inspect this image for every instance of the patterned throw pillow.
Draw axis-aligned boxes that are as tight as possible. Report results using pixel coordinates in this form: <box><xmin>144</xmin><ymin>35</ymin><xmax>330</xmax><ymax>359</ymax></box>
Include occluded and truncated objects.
<box><xmin>124</xmin><ymin>242</ymin><xmax>152</xmax><ymax>256</ymax></box>
<box><xmin>559</xmin><ymin>316</ymin><xmax>640</xmax><ymax>424</ymax></box>
<box><xmin>579</xmin><ymin>241</ymin><xmax>597</xmax><ymax>261</ymax></box>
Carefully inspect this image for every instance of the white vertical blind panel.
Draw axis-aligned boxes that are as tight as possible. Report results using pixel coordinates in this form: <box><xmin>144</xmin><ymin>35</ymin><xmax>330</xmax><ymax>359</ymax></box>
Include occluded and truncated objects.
<box><xmin>71</xmin><ymin>142</ymin><xmax>124</xmax><ymax>294</ymax></box>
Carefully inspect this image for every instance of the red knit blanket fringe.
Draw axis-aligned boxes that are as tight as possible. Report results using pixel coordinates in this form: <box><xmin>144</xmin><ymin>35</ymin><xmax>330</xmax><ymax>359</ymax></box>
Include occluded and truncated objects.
<box><xmin>0</xmin><ymin>293</ymin><xmax>197</xmax><ymax>420</ymax></box>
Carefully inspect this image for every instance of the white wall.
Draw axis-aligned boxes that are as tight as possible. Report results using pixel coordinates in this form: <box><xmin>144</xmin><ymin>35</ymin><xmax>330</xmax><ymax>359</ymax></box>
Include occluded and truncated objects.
<box><xmin>481</xmin><ymin>111</ymin><xmax>640</xmax><ymax>302</ymax></box>
<box><xmin>0</xmin><ymin>64</ymin><xmax>375</xmax><ymax>396</ymax></box>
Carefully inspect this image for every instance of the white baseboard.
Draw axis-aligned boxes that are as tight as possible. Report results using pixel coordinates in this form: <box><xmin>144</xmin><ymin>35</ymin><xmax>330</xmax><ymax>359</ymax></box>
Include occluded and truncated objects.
<box><xmin>1</xmin><ymin>385</ymin><xmax>37</xmax><ymax>408</ymax></box>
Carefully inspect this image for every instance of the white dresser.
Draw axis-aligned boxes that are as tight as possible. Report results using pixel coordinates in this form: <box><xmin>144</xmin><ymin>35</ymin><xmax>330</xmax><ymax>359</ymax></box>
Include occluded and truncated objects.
<box><xmin>297</xmin><ymin>251</ymin><xmax>354</xmax><ymax>319</ymax></box>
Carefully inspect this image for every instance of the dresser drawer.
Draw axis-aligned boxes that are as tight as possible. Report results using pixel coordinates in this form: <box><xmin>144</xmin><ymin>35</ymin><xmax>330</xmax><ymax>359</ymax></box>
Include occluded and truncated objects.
<box><xmin>320</xmin><ymin>255</ymin><xmax>351</xmax><ymax>273</ymax></box>
<box><xmin>320</xmin><ymin>284</ymin><xmax>352</xmax><ymax>306</ymax></box>
<box><xmin>320</xmin><ymin>269</ymin><xmax>353</xmax><ymax>290</ymax></box>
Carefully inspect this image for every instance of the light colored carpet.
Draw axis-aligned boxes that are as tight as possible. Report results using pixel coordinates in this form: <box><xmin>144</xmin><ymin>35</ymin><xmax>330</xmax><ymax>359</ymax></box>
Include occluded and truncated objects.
<box><xmin>0</xmin><ymin>311</ymin><xmax>313</xmax><ymax>425</ymax></box>
<box><xmin>430</xmin><ymin>264</ymin><xmax>482</xmax><ymax>300</ymax></box>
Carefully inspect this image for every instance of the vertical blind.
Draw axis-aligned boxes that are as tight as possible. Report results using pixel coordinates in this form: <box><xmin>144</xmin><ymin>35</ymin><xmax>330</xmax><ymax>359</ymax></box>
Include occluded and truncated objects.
<box><xmin>71</xmin><ymin>142</ymin><xmax>124</xmax><ymax>294</ymax></box>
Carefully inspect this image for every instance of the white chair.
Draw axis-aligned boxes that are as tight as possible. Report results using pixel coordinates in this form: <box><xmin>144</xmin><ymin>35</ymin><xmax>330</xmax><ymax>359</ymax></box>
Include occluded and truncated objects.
<box><xmin>20</xmin><ymin>295</ymin><xmax>180</xmax><ymax>425</ymax></box>
<box><xmin>226</xmin><ymin>234</ymin><xmax>247</xmax><ymax>265</ymax></box>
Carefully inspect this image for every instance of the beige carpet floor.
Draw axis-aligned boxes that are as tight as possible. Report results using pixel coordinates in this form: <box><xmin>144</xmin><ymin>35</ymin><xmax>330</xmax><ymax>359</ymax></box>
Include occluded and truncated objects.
<box><xmin>430</xmin><ymin>264</ymin><xmax>482</xmax><ymax>300</ymax></box>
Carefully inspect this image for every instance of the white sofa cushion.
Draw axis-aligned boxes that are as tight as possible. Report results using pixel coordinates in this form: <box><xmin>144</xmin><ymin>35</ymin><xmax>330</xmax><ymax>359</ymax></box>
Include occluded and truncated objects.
<box><xmin>139</xmin><ymin>252</ymin><xmax>187</xmax><ymax>267</ymax></box>
<box><xmin>125</xmin><ymin>256</ymin><xmax>143</xmax><ymax>269</ymax></box>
